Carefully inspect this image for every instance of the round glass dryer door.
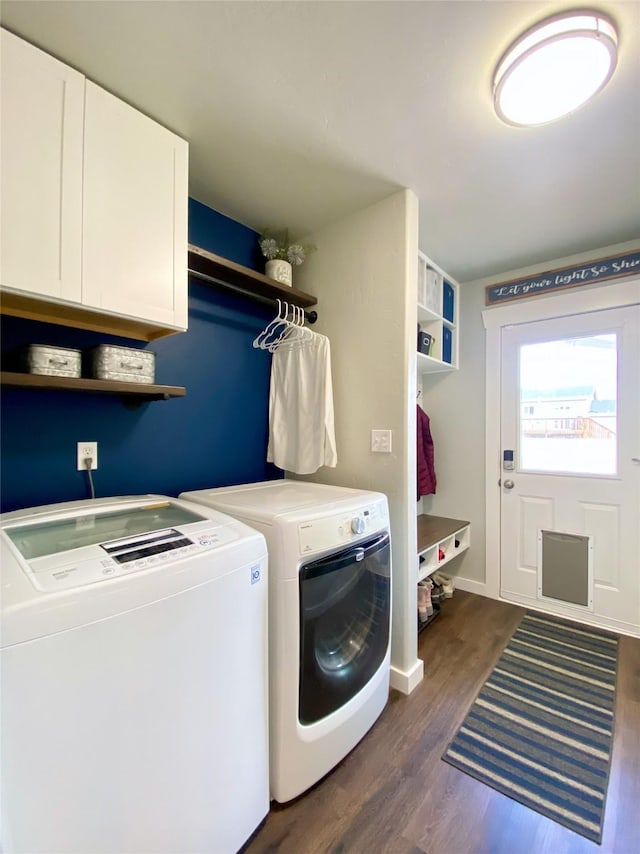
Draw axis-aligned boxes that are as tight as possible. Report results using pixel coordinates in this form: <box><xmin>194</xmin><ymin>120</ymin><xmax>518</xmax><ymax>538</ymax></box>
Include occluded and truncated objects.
<box><xmin>298</xmin><ymin>532</ymin><xmax>391</xmax><ymax>725</ymax></box>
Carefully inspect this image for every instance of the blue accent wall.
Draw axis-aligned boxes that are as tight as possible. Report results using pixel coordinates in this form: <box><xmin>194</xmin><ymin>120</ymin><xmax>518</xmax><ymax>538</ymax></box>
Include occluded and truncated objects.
<box><xmin>0</xmin><ymin>200</ymin><xmax>281</xmax><ymax>513</ymax></box>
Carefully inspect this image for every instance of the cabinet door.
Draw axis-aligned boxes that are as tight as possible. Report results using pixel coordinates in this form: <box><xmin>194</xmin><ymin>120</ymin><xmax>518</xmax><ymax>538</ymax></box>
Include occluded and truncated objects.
<box><xmin>0</xmin><ymin>29</ymin><xmax>84</xmax><ymax>301</ymax></box>
<box><xmin>82</xmin><ymin>82</ymin><xmax>188</xmax><ymax>329</ymax></box>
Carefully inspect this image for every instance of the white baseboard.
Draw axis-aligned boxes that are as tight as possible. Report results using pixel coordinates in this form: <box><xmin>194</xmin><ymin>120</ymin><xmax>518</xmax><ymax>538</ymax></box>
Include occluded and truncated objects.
<box><xmin>452</xmin><ymin>576</ymin><xmax>487</xmax><ymax>597</ymax></box>
<box><xmin>390</xmin><ymin>658</ymin><xmax>424</xmax><ymax>695</ymax></box>
<box><xmin>452</xmin><ymin>576</ymin><xmax>639</xmax><ymax>638</ymax></box>
<box><xmin>499</xmin><ymin>590</ymin><xmax>640</xmax><ymax>638</ymax></box>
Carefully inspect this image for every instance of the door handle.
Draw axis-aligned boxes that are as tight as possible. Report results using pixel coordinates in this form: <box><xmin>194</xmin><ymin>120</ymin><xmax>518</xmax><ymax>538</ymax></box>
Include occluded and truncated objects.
<box><xmin>503</xmin><ymin>479</ymin><xmax>515</xmax><ymax>489</ymax></box>
<box><xmin>632</xmin><ymin>457</ymin><xmax>640</xmax><ymax>464</ymax></box>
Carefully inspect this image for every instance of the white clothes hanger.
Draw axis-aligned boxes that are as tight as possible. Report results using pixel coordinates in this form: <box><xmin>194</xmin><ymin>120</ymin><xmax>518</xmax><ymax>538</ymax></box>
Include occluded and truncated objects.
<box><xmin>262</xmin><ymin>300</ymin><xmax>301</xmax><ymax>350</ymax></box>
<box><xmin>253</xmin><ymin>301</ymin><xmax>321</xmax><ymax>353</ymax></box>
<box><xmin>265</xmin><ymin>301</ymin><xmax>296</xmax><ymax>350</ymax></box>
<box><xmin>253</xmin><ymin>299</ymin><xmax>286</xmax><ymax>349</ymax></box>
<box><xmin>270</xmin><ymin>305</ymin><xmax>315</xmax><ymax>352</ymax></box>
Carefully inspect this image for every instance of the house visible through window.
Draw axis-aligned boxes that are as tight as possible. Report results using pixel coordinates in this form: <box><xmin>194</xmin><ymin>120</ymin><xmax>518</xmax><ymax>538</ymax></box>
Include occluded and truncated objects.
<box><xmin>519</xmin><ymin>334</ymin><xmax>617</xmax><ymax>475</ymax></box>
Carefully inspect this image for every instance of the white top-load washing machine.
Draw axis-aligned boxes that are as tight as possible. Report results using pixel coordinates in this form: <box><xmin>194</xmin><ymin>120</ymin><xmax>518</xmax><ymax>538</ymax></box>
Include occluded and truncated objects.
<box><xmin>0</xmin><ymin>495</ymin><xmax>269</xmax><ymax>854</ymax></box>
<box><xmin>180</xmin><ymin>480</ymin><xmax>391</xmax><ymax>803</ymax></box>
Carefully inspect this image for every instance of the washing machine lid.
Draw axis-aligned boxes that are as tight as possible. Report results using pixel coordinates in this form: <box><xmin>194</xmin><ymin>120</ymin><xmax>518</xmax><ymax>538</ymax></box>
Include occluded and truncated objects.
<box><xmin>5</xmin><ymin>500</ymin><xmax>207</xmax><ymax>561</ymax></box>
<box><xmin>1</xmin><ymin>495</ymin><xmax>255</xmax><ymax>597</ymax></box>
<box><xmin>182</xmin><ymin>480</ymin><xmax>378</xmax><ymax>520</ymax></box>
<box><xmin>1</xmin><ymin>495</ymin><xmax>267</xmax><ymax>647</ymax></box>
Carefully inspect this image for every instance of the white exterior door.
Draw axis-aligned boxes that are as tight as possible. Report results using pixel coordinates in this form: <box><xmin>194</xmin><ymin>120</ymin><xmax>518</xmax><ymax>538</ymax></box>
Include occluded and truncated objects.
<box><xmin>500</xmin><ymin>305</ymin><xmax>640</xmax><ymax>635</ymax></box>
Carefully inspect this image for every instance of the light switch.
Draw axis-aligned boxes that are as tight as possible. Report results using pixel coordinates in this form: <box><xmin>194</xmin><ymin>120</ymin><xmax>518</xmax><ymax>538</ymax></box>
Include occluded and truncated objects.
<box><xmin>371</xmin><ymin>429</ymin><xmax>392</xmax><ymax>453</ymax></box>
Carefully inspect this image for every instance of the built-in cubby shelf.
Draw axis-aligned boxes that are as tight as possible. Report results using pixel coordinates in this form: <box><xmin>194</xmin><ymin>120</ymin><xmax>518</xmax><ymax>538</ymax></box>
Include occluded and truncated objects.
<box><xmin>417</xmin><ymin>349</ymin><xmax>458</xmax><ymax>374</ymax></box>
<box><xmin>0</xmin><ymin>371</ymin><xmax>185</xmax><ymax>402</ymax></box>
<box><xmin>417</xmin><ymin>514</ymin><xmax>470</xmax><ymax>582</ymax></box>
<box><xmin>188</xmin><ymin>244</ymin><xmax>318</xmax><ymax>315</ymax></box>
<box><xmin>417</xmin><ymin>251</ymin><xmax>459</xmax><ymax>372</ymax></box>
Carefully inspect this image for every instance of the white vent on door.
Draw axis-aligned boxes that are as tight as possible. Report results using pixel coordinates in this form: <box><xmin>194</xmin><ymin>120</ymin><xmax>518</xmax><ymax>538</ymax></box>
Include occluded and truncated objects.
<box><xmin>537</xmin><ymin>530</ymin><xmax>593</xmax><ymax>610</ymax></box>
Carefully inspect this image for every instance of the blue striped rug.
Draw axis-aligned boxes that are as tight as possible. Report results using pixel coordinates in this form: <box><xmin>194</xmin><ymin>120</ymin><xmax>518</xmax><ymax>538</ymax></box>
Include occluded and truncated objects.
<box><xmin>442</xmin><ymin>611</ymin><xmax>618</xmax><ymax>843</ymax></box>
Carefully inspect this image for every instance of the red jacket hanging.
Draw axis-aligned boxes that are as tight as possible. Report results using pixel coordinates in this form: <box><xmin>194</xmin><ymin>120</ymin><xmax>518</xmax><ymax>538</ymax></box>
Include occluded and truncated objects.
<box><xmin>417</xmin><ymin>404</ymin><xmax>437</xmax><ymax>498</ymax></box>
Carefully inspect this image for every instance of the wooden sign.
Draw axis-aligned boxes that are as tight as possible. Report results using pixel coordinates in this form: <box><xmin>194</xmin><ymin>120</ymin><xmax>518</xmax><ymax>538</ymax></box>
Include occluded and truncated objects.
<box><xmin>485</xmin><ymin>250</ymin><xmax>640</xmax><ymax>305</ymax></box>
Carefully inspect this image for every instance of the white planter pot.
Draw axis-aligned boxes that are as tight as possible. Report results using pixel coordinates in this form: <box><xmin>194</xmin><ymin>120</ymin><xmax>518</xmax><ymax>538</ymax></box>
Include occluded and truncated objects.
<box><xmin>265</xmin><ymin>259</ymin><xmax>292</xmax><ymax>287</ymax></box>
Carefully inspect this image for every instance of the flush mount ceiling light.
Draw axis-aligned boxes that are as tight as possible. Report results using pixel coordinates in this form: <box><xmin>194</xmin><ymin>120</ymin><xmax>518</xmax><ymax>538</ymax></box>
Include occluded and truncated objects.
<box><xmin>493</xmin><ymin>10</ymin><xmax>618</xmax><ymax>127</ymax></box>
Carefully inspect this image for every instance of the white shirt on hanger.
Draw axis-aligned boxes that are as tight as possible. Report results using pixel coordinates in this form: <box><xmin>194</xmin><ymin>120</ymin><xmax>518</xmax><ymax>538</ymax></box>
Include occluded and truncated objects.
<box><xmin>267</xmin><ymin>333</ymin><xmax>337</xmax><ymax>475</ymax></box>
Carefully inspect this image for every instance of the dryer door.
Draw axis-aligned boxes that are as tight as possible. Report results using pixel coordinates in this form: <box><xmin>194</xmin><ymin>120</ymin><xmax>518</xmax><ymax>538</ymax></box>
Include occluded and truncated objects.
<box><xmin>298</xmin><ymin>532</ymin><xmax>390</xmax><ymax>725</ymax></box>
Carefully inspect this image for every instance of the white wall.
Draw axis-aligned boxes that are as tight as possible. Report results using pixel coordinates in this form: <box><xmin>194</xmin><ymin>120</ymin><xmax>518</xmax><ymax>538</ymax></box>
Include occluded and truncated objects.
<box><xmin>419</xmin><ymin>275</ymin><xmax>487</xmax><ymax>587</ymax></box>
<box><xmin>295</xmin><ymin>189</ymin><xmax>422</xmax><ymax>691</ymax></box>
<box><xmin>424</xmin><ymin>238</ymin><xmax>640</xmax><ymax>595</ymax></box>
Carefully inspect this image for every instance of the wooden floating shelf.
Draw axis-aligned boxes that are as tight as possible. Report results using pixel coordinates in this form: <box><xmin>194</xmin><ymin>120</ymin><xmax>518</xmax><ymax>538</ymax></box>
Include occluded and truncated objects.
<box><xmin>0</xmin><ymin>290</ymin><xmax>183</xmax><ymax>342</ymax></box>
<box><xmin>1</xmin><ymin>246</ymin><xmax>318</xmax><ymax>342</ymax></box>
<box><xmin>188</xmin><ymin>244</ymin><xmax>318</xmax><ymax>310</ymax></box>
<box><xmin>0</xmin><ymin>371</ymin><xmax>185</xmax><ymax>401</ymax></box>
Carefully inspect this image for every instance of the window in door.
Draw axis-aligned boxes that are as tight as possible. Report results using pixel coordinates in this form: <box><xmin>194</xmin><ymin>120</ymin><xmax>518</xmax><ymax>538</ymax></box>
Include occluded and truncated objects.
<box><xmin>519</xmin><ymin>333</ymin><xmax>617</xmax><ymax>476</ymax></box>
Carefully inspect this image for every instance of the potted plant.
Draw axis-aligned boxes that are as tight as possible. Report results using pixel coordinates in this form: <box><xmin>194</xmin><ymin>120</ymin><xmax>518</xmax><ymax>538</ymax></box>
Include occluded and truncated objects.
<box><xmin>259</xmin><ymin>228</ymin><xmax>316</xmax><ymax>286</ymax></box>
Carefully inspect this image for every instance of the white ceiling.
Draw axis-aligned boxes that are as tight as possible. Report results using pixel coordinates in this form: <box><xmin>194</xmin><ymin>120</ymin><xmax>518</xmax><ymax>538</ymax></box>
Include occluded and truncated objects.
<box><xmin>2</xmin><ymin>0</ymin><xmax>639</xmax><ymax>282</ymax></box>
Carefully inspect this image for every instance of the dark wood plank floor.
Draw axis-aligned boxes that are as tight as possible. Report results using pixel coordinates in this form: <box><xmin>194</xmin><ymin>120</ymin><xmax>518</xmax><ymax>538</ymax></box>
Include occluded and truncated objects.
<box><xmin>244</xmin><ymin>591</ymin><xmax>640</xmax><ymax>854</ymax></box>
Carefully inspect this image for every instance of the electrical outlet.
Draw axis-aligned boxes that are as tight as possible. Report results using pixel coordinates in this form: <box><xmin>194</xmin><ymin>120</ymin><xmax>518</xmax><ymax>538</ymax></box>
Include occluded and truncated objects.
<box><xmin>371</xmin><ymin>429</ymin><xmax>392</xmax><ymax>453</ymax></box>
<box><xmin>77</xmin><ymin>441</ymin><xmax>98</xmax><ymax>471</ymax></box>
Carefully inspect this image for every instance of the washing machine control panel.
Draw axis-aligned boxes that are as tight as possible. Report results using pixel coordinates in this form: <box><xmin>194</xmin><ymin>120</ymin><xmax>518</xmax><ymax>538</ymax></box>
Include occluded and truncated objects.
<box><xmin>14</xmin><ymin>524</ymin><xmax>238</xmax><ymax>593</ymax></box>
<box><xmin>298</xmin><ymin>502</ymin><xmax>386</xmax><ymax>555</ymax></box>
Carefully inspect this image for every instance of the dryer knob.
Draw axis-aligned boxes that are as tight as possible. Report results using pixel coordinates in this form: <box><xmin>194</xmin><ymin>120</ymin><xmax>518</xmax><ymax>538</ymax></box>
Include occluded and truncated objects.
<box><xmin>351</xmin><ymin>516</ymin><xmax>365</xmax><ymax>535</ymax></box>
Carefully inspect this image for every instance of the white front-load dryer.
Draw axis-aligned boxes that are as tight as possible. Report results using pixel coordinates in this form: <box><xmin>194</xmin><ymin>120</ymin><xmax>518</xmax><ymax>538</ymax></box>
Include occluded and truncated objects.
<box><xmin>0</xmin><ymin>495</ymin><xmax>269</xmax><ymax>854</ymax></box>
<box><xmin>180</xmin><ymin>479</ymin><xmax>391</xmax><ymax>803</ymax></box>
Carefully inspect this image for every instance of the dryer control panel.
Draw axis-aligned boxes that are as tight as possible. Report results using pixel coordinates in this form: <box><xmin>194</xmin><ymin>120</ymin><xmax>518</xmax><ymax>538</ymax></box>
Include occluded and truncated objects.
<box><xmin>298</xmin><ymin>502</ymin><xmax>387</xmax><ymax>555</ymax></box>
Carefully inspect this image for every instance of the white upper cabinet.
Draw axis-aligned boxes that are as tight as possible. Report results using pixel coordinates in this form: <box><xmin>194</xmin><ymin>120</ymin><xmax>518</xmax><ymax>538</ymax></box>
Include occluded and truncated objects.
<box><xmin>0</xmin><ymin>29</ymin><xmax>188</xmax><ymax>338</ymax></box>
<box><xmin>82</xmin><ymin>82</ymin><xmax>188</xmax><ymax>329</ymax></box>
<box><xmin>0</xmin><ymin>29</ymin><xmax>84</xmax><ymax>302</ymax></box>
